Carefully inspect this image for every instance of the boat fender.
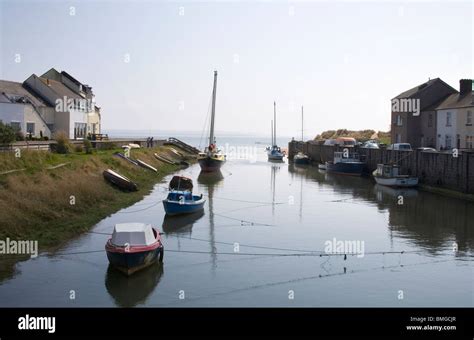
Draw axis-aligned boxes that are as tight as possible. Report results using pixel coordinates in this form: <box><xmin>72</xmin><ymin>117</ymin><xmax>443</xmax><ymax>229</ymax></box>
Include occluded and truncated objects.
<box><xmin>159</xmin><ymin>246</ymin><xmax>164</xmax><ymax>262</ymax></box>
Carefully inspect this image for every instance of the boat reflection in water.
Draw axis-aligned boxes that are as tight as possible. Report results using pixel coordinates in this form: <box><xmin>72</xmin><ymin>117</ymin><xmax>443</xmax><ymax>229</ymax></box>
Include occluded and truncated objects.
<box><xmin>105</xmin><ymin>262</ymin><xmax>163</xmax><ymax>307</ymax></box>
<box><xmin>162</xmin><ymin>210</ymin><xmax>205</xmax><ymax>235</ymax></box>
<box><xmin>197</xmin><ymin>170</ymin><xmax>224</xmax><ymax>270</ymax></box>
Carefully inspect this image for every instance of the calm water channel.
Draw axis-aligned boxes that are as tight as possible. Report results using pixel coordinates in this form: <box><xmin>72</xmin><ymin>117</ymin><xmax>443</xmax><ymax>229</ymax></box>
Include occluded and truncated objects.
<box><xmin>0</xmin><ymin>141</ymin><xmax>473</xmax><ymax>307</ymax></box>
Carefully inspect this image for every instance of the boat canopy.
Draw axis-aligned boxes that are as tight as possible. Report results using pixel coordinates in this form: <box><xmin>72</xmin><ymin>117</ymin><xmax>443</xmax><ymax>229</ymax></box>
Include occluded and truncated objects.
<box><xmin>111</xmin><ymin>223</ymin><xmax>156</xmax><ymax>246</ymax></box>
<box><xmin>169</xmin><ymin>176</ymin><xmax>193</xmax><ymax>191</ymax></box>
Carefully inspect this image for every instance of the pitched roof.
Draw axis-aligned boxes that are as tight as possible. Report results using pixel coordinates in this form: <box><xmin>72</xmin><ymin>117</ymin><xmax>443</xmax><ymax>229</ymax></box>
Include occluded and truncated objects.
<box><xmin>0</xmin><ymin>80</ymin><xmax>49</xmax><ymax>107</ymax></box>
<box><xmin>393</xmin><ymin>78</ymin><xmax>456</xmax><ymax>99</ymax></box>
<box><xmin>37</xmin><ymin>77</ymin><xmax>83</xmax><ymax>100</ymax></box>
<box><xmin>436</xmin><ymin>92</ymin><xmax>474</xmax><ymax>110</ymax></box>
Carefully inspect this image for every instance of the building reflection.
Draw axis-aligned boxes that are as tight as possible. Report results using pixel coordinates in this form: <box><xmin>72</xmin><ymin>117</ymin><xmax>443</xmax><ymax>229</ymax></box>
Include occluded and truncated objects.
<box><xmin>287</xmin><ymin>164</ymin><xmax>474</xmax><ymax>254</ymax></box>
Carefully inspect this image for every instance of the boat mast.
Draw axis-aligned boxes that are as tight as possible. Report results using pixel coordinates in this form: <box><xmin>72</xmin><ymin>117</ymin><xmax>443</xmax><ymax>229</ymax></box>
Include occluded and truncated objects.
<box><xmin>273</xmin><ymin>101</ymin><xmax>277</xmax><ymax>147</ymax></box>
<box><xmin>209</xmin><ymin>70</ymin><xmax>218</xmax><ymax>147</ymax></box>
<box><xmin>271</xmin><ymin>120</ymin><xmax>274</xmax><ymax>147</ymax></box>
<box><xmin>301</xmin><ymin>106</ymin><xmax>304</xmax><ymax>142</ymax></box>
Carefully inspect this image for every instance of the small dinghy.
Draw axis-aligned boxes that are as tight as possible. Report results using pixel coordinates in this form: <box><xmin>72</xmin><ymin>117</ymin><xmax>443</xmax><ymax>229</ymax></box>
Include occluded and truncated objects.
<box><xmin>103</xmin><ymin>169</ymin><xmax>138</xmax><ymax>191</ymax></box>
<box><xmin>373</xmin><ymin>164</ymin><xmax>418</xmax><ymax>187</ymax></box>
<box><xmin>106</xmin><ymin>223</ymin><xmax>164</xmax><ymax>276</ymax></box>
<box><xmin>154</xmin><ymin>153</ymin><xmax>175</xmax><ymax>165</ymax></box>
<box><xmin>136</xmin><ymin>159</ymin><xmax>158</xmax><ymax>172</ymax></box>
<box><xmin>294</xmin><ymin>152</ymin><xmax>310</xmax><ymax>165</ymax></box>
<box><xmin>114</xmin><ymin>152</ymin><xmax>139</xmax><ymax>166</ymax></box>
<box><xmin>318</xmin><ymin>163</ymin><xmax>327</xmax><ymax>170</ymax></box>
<box><xmin>162</xmin><ymin>176</ymin><xmax>205</xmax><ymax>216</ymax></box>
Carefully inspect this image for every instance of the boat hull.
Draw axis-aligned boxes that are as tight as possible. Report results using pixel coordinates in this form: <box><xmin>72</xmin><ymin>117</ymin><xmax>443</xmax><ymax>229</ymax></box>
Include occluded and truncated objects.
<box><xmin>326</xmin><ymin>161</ymin><xmax>364</xmax><ymax>176</ymax></box>
<box><xmin>163</xmin><ymin>198</ymin><xmax>206</xmax><ymax>216</ymax></box>
<box><xmin>198</xmin><ymin>157</ymin><xmax>224</xmax><ymax>172</ymax></box>
<box><xmin>103</xmin><ymin>170</ymin><xmax>138</xmax><ymax>191</ymax></box>
<box><xmin>294</xmin><ymin>156</ymin><xmax>310</xmax><ymax>165</ymax></box>
<box><xmin>106</xmin><ymin>247</ymin><xmax>163</xmax><ymax>276</ymax></box>
<box><xmin>374</xmin><ymin>176</ymin><xmax>418</xmax><ymax>187</ymax></box>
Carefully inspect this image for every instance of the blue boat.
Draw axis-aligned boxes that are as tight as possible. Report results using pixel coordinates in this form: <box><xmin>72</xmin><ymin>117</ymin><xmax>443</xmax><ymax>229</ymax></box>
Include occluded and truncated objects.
<box><xmin>326</xmin><ymin>151</ymin><xmax>365</xmax><ymax>176</ymax></box>
<box><xmin>162</xmin><ymin>176</ymin><xmax>206</xmax><ymax>216</ymax></box>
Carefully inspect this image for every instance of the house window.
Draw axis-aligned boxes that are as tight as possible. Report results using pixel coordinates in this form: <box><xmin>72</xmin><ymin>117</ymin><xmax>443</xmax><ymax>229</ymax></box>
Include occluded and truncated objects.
<box><xmin>428</xmin><ymin>113</ymin><xmax>433</xmax><ymax>127</ymax></box>
<box><xmin>74</xmin><ymin>123</ymin><xmax>87</xmax><ymax>139</ymax></box>
<box><xmin>467</xmin><ymin>111</ymin><xmax>472</xmax><ymax>126</ymax></box>
<box><xmin>396</xmin><ymin>115</ymin><xmax>403</xmax><ymax>126</ymax></box>
<box><xmin>10</xmin><ymin>121</ymin><xmax>21</xmax><ymax>132</ymax></box>
<box><xmin>446</xmin><ymin>112</ymin><xmax>452</xmax><ymax>127</ymax></box>
<box><xmin>445</xmin><ymin>135</ymin><xmax>452</xmax><ymax>149</ymax></box>
<box><xmin>396</xmin><ymin>133</ymin><xmax>401</xmax><ymax>143</ymax></box>
<box><xmin>466</xmin><ymin>136</ymin><xmax>473</xmax><ymax>149</ymax></box>
<box><xmin>456</xmin><ymin>134</ymin><xmax>460</xmax><ymax>149</ymax></box>
<box><xmin>26</xmin><ymin>122</ymin><xmax>35</xmax><ymax>136</ymax></box>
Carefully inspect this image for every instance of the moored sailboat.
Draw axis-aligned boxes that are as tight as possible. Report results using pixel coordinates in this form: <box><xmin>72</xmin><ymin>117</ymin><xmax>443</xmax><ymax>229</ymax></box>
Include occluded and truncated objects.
<box><xmin>267</xmin><ymin>101</ymin><xmax>285</xmax><ymax>161</ymax></box>
<box><xmin>294</xmin><ymin>105</ymin><xmax>310</xmax><ymax>165</ymax></box>
<box><xmin>198</xmin><ymin>71</ymin><xmax>226</xmax><ymax>172</ymax></box>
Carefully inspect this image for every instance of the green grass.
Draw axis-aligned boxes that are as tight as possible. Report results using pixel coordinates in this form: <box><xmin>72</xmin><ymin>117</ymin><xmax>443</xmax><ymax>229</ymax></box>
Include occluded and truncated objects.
<box><xmin>0</xmin><ymin>146</ymin><xmax>192</xmax><ymax>249</ymax></box>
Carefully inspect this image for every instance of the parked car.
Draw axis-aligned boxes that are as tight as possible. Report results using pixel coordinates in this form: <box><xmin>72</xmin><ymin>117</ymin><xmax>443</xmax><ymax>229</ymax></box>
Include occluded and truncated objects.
<box><xmin>387</xmin><ymin>143</ymin><xmax>412</xmax><ymax>151</ymax></box>
<box><xmin>335</xmin><ymin>137</ymin><xmax>357</xmax><ymax>147</ymax></box>
<box><xmin>417</xmin><ymin>147</ymin><xmax>437</xmax><ymax>152</ymax></box>
<box><xmin>323</xmin><ymin>139</ymin><xmax>337</xmax><ymax>146</ymax></box>
<box><xmin>361</xmin><ymin>140</ymin><xmax>380</xmax><ymax>149</ymax></box>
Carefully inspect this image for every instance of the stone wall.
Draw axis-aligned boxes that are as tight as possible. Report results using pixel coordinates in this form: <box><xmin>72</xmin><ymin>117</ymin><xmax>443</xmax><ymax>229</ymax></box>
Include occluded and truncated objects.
<box><xmin>289</xmin><ymin>141</ymin><xmax>474</xmax><ymax>194</ymax></box>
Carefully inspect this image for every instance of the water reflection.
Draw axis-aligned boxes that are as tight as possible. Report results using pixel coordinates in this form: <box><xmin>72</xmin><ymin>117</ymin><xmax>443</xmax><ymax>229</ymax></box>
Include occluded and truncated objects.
<box><xmin>198</xmin><ymin>171</ymin><xmax>224</xmax><ymax>270</ymax></box>
<box><xmin>105</xmin><ymin>263</ymin><xmax>164</xmax><ymax>307</ymax></box>
<box><xmin>162</xmin><ymin>210</ymin><xmax>205</xmax><ymax>235</ymax></box>
<box><xmin>288</xmin><ymin>164</ymin><xmax>474</xmax><ymax>255</ymax></box>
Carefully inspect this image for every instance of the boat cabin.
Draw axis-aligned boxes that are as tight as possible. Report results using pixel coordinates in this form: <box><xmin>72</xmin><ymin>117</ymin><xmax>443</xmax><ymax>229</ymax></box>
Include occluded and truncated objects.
<box><xmin>333</xmin><ymin>151</ymin><xmax>360</xmax><ymax>163</ymax></box>
<box><xmin>169</xmin><ymin>176</ymin><xmax>193</xmax><ymax>192</ymax></box>
<box><xmin>375</xmin><ymin>164</ymin><xmax>400</xmax><ymax>177</ymax></box>
<box><xmin>111</xmin><ymin>223</ymin><xmax>157</xmax><ymax>247</ymax></box>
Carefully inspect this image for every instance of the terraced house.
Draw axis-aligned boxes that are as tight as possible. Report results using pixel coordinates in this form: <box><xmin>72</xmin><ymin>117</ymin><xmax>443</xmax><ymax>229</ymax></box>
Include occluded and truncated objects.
<box><xmin>0</xmin><ymin>68</ymin><xmax>101</xmax><ymax>139</ymax></box>
<box><xmin>436</xmin><ymin>79</ymin><xmax>474</xmax><ymax>150</ymax></box>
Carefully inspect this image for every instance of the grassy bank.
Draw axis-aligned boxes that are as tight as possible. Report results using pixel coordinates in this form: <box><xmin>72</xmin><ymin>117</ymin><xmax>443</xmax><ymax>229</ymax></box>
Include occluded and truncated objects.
<box><xmin>0</xmin><ymin>145</ymin><xmax>193</xmax><ymax>248</ymax></box>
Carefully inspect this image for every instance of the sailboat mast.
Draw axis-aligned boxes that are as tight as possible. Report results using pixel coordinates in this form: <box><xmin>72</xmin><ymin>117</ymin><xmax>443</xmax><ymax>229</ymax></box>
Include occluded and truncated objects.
<box><xmin>273</xmin><ymin>101</ymin><xmax>277</xmax><ymax>146</ymax></box>
<box><xmin>209</xmin><ymin>71</ymin><xmax>218</xmax><ymax>146</ymax></box>
<box><xmin>301</xmin><ymin>106</ymin><xmax>304</xmax><ymax>141</ymax></box>
<box><xmin>271</xmin><ymin>120</ymin><xmax>274</xmax><ymax>146</ymax></box>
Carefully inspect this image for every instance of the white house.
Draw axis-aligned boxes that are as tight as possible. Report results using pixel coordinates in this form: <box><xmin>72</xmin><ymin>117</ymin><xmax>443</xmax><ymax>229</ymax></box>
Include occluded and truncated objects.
<box><xmin>0</xmin><ymin>68</ymin><xmax>101</xmax><ymax>140</ymax></box>
<box><xmin>0</xmin><ymin>80</ymin><xmax>52</xmax><ymax>138</ymax></box>
<box><xmin>436</xmin><ymin>79</ymin><xmax>473</xmax><ymax>150</ymax></box>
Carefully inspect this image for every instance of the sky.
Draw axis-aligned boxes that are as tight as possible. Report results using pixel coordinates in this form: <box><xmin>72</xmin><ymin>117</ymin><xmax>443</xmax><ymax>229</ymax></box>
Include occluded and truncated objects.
<box><xmin>0</xmin><ymin>0</ymin><xmax>472</xmax><ymax>138</ymax></box>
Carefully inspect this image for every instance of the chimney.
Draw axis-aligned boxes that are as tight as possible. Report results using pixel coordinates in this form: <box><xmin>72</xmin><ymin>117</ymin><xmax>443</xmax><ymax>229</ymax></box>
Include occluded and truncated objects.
<box><xmin>459</xmin><ymin>79</ymin><xmax>472</xmax><ymax>96</ymax></box>
<box><xmin>46</xmin><ymin>78</ymin><xmax>50</xmax><ymax>86</ymax></box>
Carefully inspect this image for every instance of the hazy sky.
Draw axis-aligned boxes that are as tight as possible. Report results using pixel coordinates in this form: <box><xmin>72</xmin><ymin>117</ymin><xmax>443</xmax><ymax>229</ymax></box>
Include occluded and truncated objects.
<box><xmin>0</xmin><ymin>0</ymin><xmax>472</xmax><ymax>138</ymax></box>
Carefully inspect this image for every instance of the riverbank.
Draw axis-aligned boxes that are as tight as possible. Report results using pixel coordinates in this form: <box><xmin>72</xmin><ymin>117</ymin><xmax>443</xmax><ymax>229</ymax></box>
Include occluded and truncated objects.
<box><xmin>0</xmin><ymin>145</ymin><xmax>194</xmax><ymax>248</ymax></box>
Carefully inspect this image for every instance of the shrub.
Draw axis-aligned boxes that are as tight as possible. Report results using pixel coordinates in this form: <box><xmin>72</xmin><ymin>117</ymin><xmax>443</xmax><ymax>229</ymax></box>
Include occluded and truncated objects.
<box><xmin>74</xmin><ymin>144</ymin><xmax>83</xmax><ymax>153</ymax></box>
<box><xmin>53</xmin><ymin>131</ymin><xmax>71</xmax><ymax>154</ymax></box>
<box><xmin>83</xmin><ymin>139</ymin><xmax>93</xmax><ymax>154</ymax></box>
<box><xmin>0</xmin><ymin>122</ymin><xmax>16</xmax><ymax>145</ymax></box>
<box><xmin>15</xmin><ymin>131</ymin><xmax>25</xmax><ymax>141</ymax></box>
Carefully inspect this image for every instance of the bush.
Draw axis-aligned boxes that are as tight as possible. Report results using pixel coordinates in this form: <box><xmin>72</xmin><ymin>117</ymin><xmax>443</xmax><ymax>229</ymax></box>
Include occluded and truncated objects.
<box><xmin>15</xmin><ymin>131</ymin><xmax>25</xmax><ymax>141</ymax></box>
<box><xmin>84</xmin><ymin>139</ymin><xmax>93</xmax><ymax>154</ymax></box>
<box><xmin>74</xmin><ymin>144</ymin><xmax>83</xmax><ymax>153</ymax></box>
<box><xmin>0</xmin><ymin>122</ymin><xmax>16</xmax><ymax>145</ymax></box>
<box><xmin>53</xmin><ymin>131</ymin><xmax>71</xmax><ymax>154</ymax></box>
